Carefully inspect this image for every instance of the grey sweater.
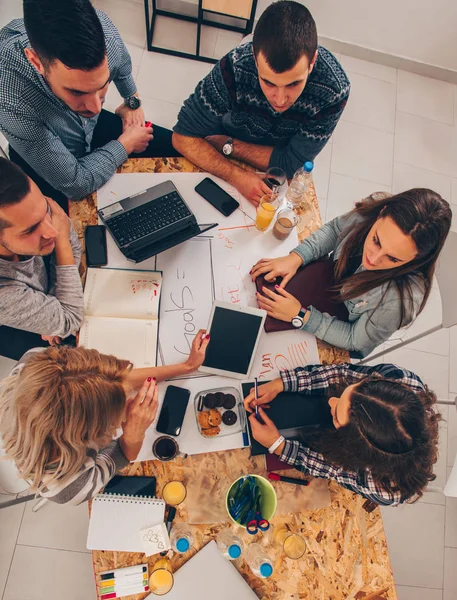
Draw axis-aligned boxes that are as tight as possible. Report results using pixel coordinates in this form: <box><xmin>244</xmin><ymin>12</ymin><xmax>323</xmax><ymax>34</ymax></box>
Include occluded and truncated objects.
<box><xmin>0</xmin><ymin>225</ymin><xmax>84</xmax><ymax>337</ymax></box>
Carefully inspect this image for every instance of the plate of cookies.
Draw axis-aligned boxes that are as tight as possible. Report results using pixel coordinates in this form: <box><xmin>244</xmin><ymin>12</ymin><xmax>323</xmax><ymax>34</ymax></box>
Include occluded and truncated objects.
<box><xmin>195</xmin><ymin>387</ymin><xmax>245</xmax><ymax>438</ymax></box>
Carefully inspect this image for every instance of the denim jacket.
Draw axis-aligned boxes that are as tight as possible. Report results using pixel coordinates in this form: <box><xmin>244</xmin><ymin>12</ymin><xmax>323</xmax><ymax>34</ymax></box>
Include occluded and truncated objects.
<box><xmin>292</xmin><ymin>206</ymin><xmax>425</xmax><ymax>357</ymax></box>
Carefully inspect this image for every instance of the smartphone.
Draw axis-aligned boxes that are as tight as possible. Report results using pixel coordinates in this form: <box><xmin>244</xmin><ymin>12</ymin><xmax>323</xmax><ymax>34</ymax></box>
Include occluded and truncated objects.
<box><xmin>85</xmin><ymin>225</ymin><xmax>108</xmax><ymax>267</ymax></box>
<box><xmin>195</xmin><ymin>177</ymin><xmax>240</xmax><ymax>217</ymax></box>
<box><xmin>156</xmin><ymin>385</ymin><xmax>190</xmax><ymax>437</ymax></box>
<box><xmin>104</xmin><ymin>475</ymin><xmax>156</xmax><ymax>498</ymax></box>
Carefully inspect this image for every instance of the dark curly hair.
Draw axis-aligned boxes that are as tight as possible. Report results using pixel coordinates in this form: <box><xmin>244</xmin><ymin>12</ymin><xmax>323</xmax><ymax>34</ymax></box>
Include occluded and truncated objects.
<box><xmin>302</xmin><ymin>374</ymin><xmax>440</xmax><ymax>502</ymax></box>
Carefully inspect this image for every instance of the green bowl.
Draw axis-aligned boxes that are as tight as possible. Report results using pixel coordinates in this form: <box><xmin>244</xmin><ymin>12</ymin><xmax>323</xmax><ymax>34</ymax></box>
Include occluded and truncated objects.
<box><xmin>226</xmin><ymin>474</ymin><xmax>277</xmax><ymax>526</ymax></box>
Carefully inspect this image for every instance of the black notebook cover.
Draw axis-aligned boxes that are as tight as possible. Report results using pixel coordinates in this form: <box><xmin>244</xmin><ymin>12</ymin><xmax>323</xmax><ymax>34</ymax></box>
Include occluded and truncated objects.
<box><xmin>241</xmin><ymin>381</ymin><xmax>333</xmax><ymax>456</ymax></box>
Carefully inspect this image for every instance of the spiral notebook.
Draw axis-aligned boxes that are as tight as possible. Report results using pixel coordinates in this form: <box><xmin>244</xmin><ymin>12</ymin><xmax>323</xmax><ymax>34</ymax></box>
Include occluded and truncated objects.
<box><xmin>87</xmin><ymin>493</ymin><xmax>165</xmax><ymax>552</ymax></box>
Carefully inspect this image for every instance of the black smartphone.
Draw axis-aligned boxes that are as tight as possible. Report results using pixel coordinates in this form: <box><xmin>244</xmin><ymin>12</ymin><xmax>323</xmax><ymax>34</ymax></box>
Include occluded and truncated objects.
<box><xmin>156</xmin><ymin>385</ymin><xmax>190</xmax><ymax>437</ymax></box>
<box><xmin>85</xmin><ymin>225</ymin><xmax>108</xmax><ymax>267</ymax></box>
<box><xmin>104</xmin><ymin>475</ymin><xmax>156</xmax><ymax>498</ymax></box>
<box><xmin>195</xmin><ymin>177</ymin><xmax>240</xmax><ymax>217</ymax></box>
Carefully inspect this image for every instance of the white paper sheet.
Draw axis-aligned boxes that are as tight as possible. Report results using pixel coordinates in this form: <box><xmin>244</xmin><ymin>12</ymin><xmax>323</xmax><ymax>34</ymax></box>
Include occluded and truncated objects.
<box><xmin>97</xmin><ymin>173</ymin><xmax>320</xmax><ymax>456</ymax></box>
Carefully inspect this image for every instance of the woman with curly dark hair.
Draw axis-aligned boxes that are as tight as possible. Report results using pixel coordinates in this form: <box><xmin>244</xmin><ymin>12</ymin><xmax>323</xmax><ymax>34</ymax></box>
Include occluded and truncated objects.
<box><xmin>244</xmin><ymin>362</ymin><xmax>440</xmax><ymax>505</ymax></box>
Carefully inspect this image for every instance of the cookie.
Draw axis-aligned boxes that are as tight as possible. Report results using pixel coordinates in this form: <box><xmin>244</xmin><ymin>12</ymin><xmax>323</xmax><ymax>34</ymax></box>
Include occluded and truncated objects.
<box><xmin>198</xmin><ymin>410</ymin><xmax>211</xmax><ymax>429</ymax></box>
<box><xmin>222</xmin><ymin>410</ymin><xmax>237</xmax><ymax>426</ymax></box>
<box><xmin>203</xmin><ymin>393</ymin><xmax>217</xmax><ymax>409</ymax></box>
<box><xmin>202</xmin><ymin>425</ymin><xmax>220</xmax><ymax>437</ymax></box>
<box><xmin>223</xmin><ymin>394</ymin><xmax>236</xmax><ymax>409</ymax></box>
<box><xmin>214</xmin><ymin>392</ymin><xmax>225</xmax><ymax>408</ymax></box>
<box><xmin>208</xmin><ymin>408</ymin><xmax>222</xmax><ymax>427</ymax></box>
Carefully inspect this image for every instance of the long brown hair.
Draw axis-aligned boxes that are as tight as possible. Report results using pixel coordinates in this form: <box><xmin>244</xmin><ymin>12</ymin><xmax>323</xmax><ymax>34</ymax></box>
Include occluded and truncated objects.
<box><xmin>304</xmin><ymin>375</ymin><xmax>440</xmax><ymax>501</ymax></box>
<box><xmin>334</xmin><ymin>189</ymin><xmax>451</xmax><ymax>326</ymax></box>
<box><xmin>0</xmin><ymin>346</ymin><xmax>132</xmax><ymax>492</ymax></box>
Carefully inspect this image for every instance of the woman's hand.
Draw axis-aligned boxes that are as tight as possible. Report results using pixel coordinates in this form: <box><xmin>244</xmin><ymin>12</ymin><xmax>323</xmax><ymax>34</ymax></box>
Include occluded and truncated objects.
<box><xmin>249</xmin><ymin>408</ymin><xmax>282</xmax><ymax>451</ymax></box>
<box><xmin>122</xmin><ymin>378</ymin><xmax>158</xmax><ymax>446</ymax></box>
<box><xmin>243</xmin><ymin>378</ymin><xmax>284</xmax><ymax>413</ymax></box>
<box><xmin>250</xmin><ymin>253</ymin><xmax>303</xmax><ymax>288</ymax></box>
<box><xmin>185</xmin><ymin>329</ymin><xmax>210</xmax><ymax>372</ymax></box>
<box><xmin>256</xmin><ymin>286</ymin><xmax>301</xmax><ymax>322</ymax></box>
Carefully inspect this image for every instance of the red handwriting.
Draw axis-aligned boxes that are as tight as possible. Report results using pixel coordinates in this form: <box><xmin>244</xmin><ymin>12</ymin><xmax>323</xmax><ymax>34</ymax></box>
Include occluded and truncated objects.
<box><xmin>259</xmin><ymin>341</ymin><xmax>309</xmax><ymax>378</ymax></box>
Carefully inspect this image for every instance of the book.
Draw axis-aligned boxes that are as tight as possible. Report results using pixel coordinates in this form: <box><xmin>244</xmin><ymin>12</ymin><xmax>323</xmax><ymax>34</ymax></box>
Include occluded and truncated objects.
<box><xmin>79</xmin><ymin>268</ymin><xmax>162</xmax><ymax>367</ymax></box>
<box><xmin>87</xmin><ymin>493</ymin><xmax>165</xmax><ymax>552</ymax></box>
<box><xmin>255</xmin><ymin>258</ymin><xmax>348</xmax><ymax>333</ymax></box>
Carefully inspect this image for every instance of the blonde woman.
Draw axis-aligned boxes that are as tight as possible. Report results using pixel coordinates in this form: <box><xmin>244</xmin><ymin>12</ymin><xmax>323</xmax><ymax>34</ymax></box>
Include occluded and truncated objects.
<box><xmin>0</xmin><ymin>331</ymin><xmax>209</xmax><ymax>504</ymax></box>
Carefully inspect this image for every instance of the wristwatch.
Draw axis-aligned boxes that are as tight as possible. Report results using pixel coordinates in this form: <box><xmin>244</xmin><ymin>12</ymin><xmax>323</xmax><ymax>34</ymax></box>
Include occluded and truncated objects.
<box><xmin>222</xmin><ymin>137</ymin><xmax>234</xmax><ymax>156</ymax></box>
<box><xmin>124</xmin><ymin>95</ymin><xmax>141</xmax><ymax>110</ymax></box>
<box><xmin>291</xmin><ymin>307</ymin><xmax>308</xmax><ymax>329</ymax></box>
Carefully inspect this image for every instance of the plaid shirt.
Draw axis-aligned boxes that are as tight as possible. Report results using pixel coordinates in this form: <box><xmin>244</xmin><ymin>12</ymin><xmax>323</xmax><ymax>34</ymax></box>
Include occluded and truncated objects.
<box><xmin>0</xmin><ymin>11</ymin><xmax>136</xmax><ymax>200</ymax></box>
<box><xmin>279</xmin><ymin>363</ymin><xmax>426</xmax><ymax>506</ymax></box>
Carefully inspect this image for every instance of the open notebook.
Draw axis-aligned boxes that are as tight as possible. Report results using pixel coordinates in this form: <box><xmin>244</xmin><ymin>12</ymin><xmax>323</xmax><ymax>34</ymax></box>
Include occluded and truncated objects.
<box><xmin>79</xmin><ymin>268</ymin><xmax>162</xmax><ymax>367</ymax></box>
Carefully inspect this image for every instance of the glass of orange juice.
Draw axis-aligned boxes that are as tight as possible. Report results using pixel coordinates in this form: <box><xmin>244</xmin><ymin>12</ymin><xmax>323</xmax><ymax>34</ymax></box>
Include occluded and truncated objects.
<box><xmin>149</xmin><ymin>557</ymin><xmax>174</xmax><ymax>596</ymax></box>
<box><xmin>255</xmin><ymin>194</ymin><xmax>279</xmax><ymax>231</ymax></box>
<box><xmin>283</xmin><ymin>533</ymin><xmax>307</xmax><ymax>560</ymax></box>
<box><xmin>162</xmin><ymin>481</ymin><xmax>187</xmax><ymax>506</ymax></box>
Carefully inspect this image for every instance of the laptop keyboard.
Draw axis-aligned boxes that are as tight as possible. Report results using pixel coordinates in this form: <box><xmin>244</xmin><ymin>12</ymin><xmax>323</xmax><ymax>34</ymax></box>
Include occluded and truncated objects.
<box><xmin>108</xmin><ymin>191</ymin><xmax>192</xmax><ymax>246</ymax></box>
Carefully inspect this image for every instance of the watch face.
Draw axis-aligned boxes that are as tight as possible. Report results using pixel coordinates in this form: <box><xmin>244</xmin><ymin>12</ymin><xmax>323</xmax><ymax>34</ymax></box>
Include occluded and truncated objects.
<box><xmin>292</xmin><ymin>316</ymin><xmax>304</xmax><ymax>328</ymax></box>
<box><xmin>222</xmin><ymin>142</ymin><xmax>232</xmax><ymax>156</ymax></box>
<box><xmin>127</xmin><ymin>96</ymin><xmax>140</xmax><ymax>109</ymax></box>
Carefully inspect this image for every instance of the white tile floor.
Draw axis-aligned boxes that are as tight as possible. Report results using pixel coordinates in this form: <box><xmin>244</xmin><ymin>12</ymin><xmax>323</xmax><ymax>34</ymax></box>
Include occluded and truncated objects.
<box><xmin>0</xmin><ymin>1</ymin><xmax>457</xmax><ymax>599</ymax></box>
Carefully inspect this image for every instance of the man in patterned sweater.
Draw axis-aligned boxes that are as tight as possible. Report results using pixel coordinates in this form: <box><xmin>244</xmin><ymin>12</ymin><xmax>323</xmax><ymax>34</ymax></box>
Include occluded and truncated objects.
<box><xmin>173</xmin><ymin>1</ymin><xmax>350</xmax><ymax>205</ymax></box>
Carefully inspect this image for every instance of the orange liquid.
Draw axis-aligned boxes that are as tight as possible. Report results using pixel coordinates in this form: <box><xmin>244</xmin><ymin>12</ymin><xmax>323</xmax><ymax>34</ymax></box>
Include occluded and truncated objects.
<box><xmin>256</xmin><ymin>202</ymin><xmax>277</xmax><ymax>231</ymax></box>
<box><xmin>162</xmin><ymin>481</ymin><xmax>186</xmax><ymax>506</ymax></box>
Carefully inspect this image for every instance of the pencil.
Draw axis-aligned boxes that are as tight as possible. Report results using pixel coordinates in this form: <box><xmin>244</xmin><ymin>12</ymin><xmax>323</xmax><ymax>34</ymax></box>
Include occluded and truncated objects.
<box><xmin>218</xmin><ymin>225</ymin><xmax>256</xmax><ymax>231</ymax></box>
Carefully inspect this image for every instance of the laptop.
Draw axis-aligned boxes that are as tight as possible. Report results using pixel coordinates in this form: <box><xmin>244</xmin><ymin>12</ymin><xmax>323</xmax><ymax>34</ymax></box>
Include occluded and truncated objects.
<box><xmin>98</xmin><ymin>180</ymin><xmax>217</xmax><ymax>263</ymax></box>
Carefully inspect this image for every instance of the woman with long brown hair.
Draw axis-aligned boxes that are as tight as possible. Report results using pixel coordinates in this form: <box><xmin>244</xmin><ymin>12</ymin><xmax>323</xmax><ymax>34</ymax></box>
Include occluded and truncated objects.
<box><xmin>244</xmin><ymin>362</ymin><xmax>440</xmax><ymax>505</ymax></box>
<box><xmin>0</xmin><ymin>331</ymin><xmax>209</xmax><ymax>504</ymax></box>
<box><xmin>251</xmin><ymin>189</ymin><xmax>452</xmax><ymax>356</ymax></box>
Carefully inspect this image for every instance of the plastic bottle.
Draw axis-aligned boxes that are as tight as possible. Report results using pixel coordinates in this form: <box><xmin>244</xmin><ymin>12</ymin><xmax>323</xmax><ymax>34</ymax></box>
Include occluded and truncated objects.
<box><xmin>245</xmin><ymin>543</ymin><xmax>274</xmax><ymax>579</ymax></box>
<box><xmin>216</xmin><ymin>528</ymin><xmax>243</xmax><ymax>560</ymax></box>
<box><xmin>170</xmin><ymin>524</ymin><xmax>194</xmax><ymax>553</ymax></box>
<box><xmin>292</xmin><ymin>160</ymin><xmax>314</xmax><ymax>189</ymax></box>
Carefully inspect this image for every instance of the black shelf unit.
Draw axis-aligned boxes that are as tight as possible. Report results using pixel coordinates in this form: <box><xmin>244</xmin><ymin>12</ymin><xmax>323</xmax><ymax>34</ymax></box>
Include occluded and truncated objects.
<box><xmin>144</xmin><ymin>0</ymin><xmax>258</xmax><ymax>64</ymax></box>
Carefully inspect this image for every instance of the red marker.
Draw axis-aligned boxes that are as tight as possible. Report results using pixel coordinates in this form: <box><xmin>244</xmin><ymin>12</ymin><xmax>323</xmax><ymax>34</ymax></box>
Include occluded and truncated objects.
<box><xmin>145</xmin><ymin>121</ymin><xmax>152</xmax><ymax>128</ymax></box>
<box><xmin>268</xmin><ymin>472</ymin><xmax>310</xmax><ymax>487</ymax></box>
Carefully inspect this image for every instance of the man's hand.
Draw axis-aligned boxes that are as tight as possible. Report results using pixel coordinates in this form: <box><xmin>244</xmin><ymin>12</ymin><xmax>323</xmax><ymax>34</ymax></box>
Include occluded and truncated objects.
<box><xmin>205</xmin><ymin>134</ymin><xmax>230</xmax><ymax>153</ymax></box>
<box><xmin>243</xmin><ymin>378</ymin><xmax>284</xmax><ymax>413</ymax></box>
<box><xmin>115</xmin><ymin>103</ymin><xmax>146</xmax><ymax>132</ymax></box>
<box><xmin>118</xmin><ymin>124</ymin><xmax>154</xmax><ymax>154</ymax></box>
<box><xmin>250</xmin><ymin>253</ymin><xmax>303</xmax><ymax>287</ymax></box>
<box><xmin>233</xmin><ymin>171</ymin><xmax>272</xmax><ymax>206</ymax></box>
<box><xmin>257</xmin><ymin>286</ymin><xmax>302</xmax><ymax>323</ymax></box>
<box><xmin>48</xmin><ymin>198</ymin><xmax>71</xmax><ymax>242</ymax></box>
<box><xmin>184</xmin><ymin>329</ymin><xmax>210</xmax><ymax>372</ymax></box>
<box><xmin>41</xmin><ymin>334</ymin><xmax>62</xmax><ymax>346</ymax></box>
<box><xmin>249</xmin><ymin>407</ymin><xmax>282</xmax><ymax>450</ymax></box>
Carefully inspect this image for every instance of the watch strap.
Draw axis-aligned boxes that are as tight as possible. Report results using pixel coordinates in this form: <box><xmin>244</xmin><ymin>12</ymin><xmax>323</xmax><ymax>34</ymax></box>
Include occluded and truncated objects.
<box><xmin>268</xmin><ymin>435</ymin><xmax>285</xmax><ymax>454</ymax></box>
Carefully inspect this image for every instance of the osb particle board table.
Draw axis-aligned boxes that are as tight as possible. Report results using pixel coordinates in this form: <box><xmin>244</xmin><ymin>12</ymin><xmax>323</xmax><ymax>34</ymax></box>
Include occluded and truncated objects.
<box><xmin>70</xmin><ymin>157</ymin><xmax>397</xmax><ymax>600</ymax></box>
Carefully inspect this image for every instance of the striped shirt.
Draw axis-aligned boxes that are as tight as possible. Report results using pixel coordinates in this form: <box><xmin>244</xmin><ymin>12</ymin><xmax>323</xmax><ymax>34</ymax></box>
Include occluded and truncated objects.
<box><xmin>6</xmin><ymin>349</ymin><xmax>129</xmax><ymax>505</ymax></box>
<box><xmin>278</xmin><ymin>363</ymin><xmax>426</xmax><ymax>506</ymax></box>
<box><xmin>0</xmin><ymin>11</ymin><xmax>135</xmax><ymax>200</ymax></box>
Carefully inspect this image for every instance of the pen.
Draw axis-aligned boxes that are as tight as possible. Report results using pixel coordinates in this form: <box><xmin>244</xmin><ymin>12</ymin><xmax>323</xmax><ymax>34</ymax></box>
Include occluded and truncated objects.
<box><xmin>268</xmin><ymin>472</ymin><xmax>310</xmax><ymax>487</ymax></box>
<box><xmin>254</xmin><ymin>377</ymin><xmax>262</xmax><ymax>422</ymax></box>
<box><xmin>145</xmin><ymin>120</ymin><xmax>152</xmax><ymax>127</ymax></box>
<box><xmin>166</xmin><ymin>505</ymin><xmax>176</xmax><ymax>536</ymax></box>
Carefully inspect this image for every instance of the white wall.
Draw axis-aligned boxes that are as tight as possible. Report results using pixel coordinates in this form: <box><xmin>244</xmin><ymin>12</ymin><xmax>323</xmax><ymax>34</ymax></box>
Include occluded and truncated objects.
<box><xmin>256</xmin><ymin>0</ymin><xmax>457</xmax><ymax>72</ymax></box>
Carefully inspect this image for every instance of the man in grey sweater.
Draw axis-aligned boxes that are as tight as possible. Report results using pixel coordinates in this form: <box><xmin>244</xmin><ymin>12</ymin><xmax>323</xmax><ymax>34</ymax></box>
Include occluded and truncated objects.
<box><xmin>0</xmin><ymin>159</ymin><xmax>84</xmax><ymax>359</ymax></box>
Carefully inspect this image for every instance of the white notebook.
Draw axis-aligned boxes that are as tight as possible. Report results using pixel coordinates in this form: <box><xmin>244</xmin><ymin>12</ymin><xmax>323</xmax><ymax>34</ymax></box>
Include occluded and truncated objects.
<box><xmin>87</xmin><ymin>493</ymin><xmax>165</xmax><ymax>552</ymax></box>
<box><xmin>79</xmin><ymin>268</ymin><xmax>162</xmax><ymax>368</ymax></box>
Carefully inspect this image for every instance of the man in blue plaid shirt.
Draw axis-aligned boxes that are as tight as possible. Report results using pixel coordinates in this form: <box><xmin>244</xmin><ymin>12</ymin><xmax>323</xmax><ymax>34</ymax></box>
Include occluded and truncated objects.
<box><xmin>0</xmin><ymin>0</ymin><xmax>179</xmax><ymax>210</ymax></box>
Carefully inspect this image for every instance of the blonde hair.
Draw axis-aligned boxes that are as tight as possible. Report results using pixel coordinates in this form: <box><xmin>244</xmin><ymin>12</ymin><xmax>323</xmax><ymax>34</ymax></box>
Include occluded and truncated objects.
<box><xmin>0</xmin><ymin>346</ymin><xmax>131</xmax><ymax>492</ymax></box>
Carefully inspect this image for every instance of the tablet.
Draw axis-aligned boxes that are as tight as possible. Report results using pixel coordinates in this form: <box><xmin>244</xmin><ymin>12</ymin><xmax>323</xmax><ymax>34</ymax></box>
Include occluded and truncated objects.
<box><xmin>200</xmin><ymin>301</ymin><xmax>266</xmax><ymax>379</ymax></box>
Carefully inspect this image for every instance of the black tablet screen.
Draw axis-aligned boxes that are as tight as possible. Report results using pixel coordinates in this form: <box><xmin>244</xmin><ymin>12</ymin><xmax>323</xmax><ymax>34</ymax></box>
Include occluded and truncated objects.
<box><xmin>203</xmin><ymin>307</ymin><xmax>263</xmax><ymax>374</ymax></box>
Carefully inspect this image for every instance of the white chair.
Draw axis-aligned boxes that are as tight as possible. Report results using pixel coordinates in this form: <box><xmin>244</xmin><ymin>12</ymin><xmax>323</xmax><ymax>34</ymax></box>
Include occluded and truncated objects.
<box><xmin>0</xmin><ymin>449</ymin><xmax>47</xmax><ymax>511</ymax></box>
<box><xmin>358</xmin><ymin>230</ymin><xmax>457</xmax><ymax>364</ymax></box>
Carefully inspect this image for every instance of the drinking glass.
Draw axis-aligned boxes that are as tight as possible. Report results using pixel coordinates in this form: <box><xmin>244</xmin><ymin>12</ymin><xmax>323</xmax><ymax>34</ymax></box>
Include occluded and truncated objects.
<box><xmin>162</xmin><ymin>481</ymin><xmax>187</xmax><ymax>506</ymax></box>
<box><xmin>283</xmin><ymin>533</ymin><xmax>307</xmax><ymax>560</ymax></box>
<box><xmin>255</xmin><ymin>195</ymin><xmax>279</xmax><ymax>231</ymax></box>
<box><xmin>272</xmin><ymin>207</ymin><xmax>299</xmax><ymax>240</ymax></box>
<box><xmin>149</xmin><ymin>557</ymin><xmax>174</xmax><ymax>596</ymax></box>
<box><xmin>264</xmin><ymin>167</ymin><xmax>287</xmax><ymax>194</ymax></box>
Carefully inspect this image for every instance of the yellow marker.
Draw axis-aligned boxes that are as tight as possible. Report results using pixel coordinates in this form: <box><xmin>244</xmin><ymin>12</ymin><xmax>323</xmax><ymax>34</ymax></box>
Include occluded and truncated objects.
<box><xmin>100</xmin><ymin>580</ymin><xmax>115</xmax><ymax>588</ymax></box>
